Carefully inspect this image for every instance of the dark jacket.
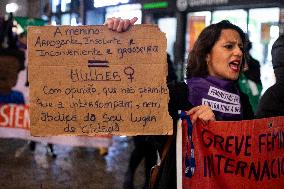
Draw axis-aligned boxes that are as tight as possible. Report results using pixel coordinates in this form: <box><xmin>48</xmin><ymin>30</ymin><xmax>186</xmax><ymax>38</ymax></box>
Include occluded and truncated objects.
<box><xmin>255</xmin><ymin>34</ymin><xmax>284</xmax><ymax>118</ymax></box>
<box><xmin>154</xmin><ymin>81</ymin><xmax>254</xmax><ymax>189</ymax></box>
<box><xmin>255</xmin><ymin>81</ymin><xmax>284</xmax><ymax>118</ymax></box>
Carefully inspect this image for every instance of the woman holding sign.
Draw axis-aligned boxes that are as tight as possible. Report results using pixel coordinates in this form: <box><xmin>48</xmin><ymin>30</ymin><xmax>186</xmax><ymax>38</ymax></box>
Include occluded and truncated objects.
<box><xmin>105</xmin><ymin>18</ymin><xmax>254</xmax><ymax>188</ymax></box>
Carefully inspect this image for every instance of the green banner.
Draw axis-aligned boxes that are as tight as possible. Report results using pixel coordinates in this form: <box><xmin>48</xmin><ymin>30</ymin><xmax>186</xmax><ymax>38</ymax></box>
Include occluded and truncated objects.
<box><xmin>14</xmin><ymin>17</ymin><xmax>47</xmax><ymax>33</ymax></box>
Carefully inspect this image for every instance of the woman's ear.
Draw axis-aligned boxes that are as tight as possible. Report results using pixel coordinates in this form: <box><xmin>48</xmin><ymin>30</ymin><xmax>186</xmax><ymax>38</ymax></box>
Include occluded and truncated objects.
<box><xmin>206</xmin><ymin>54</ymin><xmax>211</xmax><ymax>64</ymax></box>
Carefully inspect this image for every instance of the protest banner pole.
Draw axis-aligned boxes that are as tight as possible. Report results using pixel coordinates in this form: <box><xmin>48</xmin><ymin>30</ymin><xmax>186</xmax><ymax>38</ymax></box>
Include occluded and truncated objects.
<box><xmin>177</xmin><ymin>110</ymin><xmax>182</xmax><ymax>189</ymax></box>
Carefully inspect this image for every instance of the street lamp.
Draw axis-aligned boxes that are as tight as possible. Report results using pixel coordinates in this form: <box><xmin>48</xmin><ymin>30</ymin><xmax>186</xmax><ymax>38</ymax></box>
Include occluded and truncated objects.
<box><xmin>6</xmin><ymin>3</ymin><xmax>18</xmax><ymax>13</ymax></box>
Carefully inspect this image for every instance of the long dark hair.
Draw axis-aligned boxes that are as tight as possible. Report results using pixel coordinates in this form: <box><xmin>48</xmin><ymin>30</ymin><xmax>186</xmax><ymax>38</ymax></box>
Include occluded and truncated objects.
<box><xmin>186</xmin><ymin>20</ymin><xmax>247</xmax><ymax>79</ymax></box>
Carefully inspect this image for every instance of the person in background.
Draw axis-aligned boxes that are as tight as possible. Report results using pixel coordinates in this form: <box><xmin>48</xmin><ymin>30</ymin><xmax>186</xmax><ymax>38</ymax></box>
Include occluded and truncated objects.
<box><xmin>166</xmin><ymin>53</ymin><xmax>177</xmax><ymax>83</ymax></box>
<box><xmin>0</xmin><ymin>13</ymin><xmax>25</xmax><ymax>104</ymax></box>
<box><xmin>0</xmin><ymin>49</ymin><xmax>25</xmax><ymax>104</ymax></box>
<box><xmin>255</xmin><ymin>34</ymin><xmax>284</xmax><ymax>118</ymax></box>
<box><xmin>123</xmin><ymin>53</ymin><xmax>176</xmax><ymax>189</ymax></box>
<box><xmin>105</xmin><ymin>18</ymin><xmax>254</xmax><ymax>189</ymax></box>
<box><xmin>123</xmin><ymin>136</ymin><xmax>157</xmax><ymax>189</ymax></box>
<box><xmin>238</xmin><ymin>40</ymin><xmax>262</xmax><ymax>112</ymax></box>
<box><xmin>19</xmin><ymin>32</ymin><xmax>56</xmax><ymax>157</ymax></box>
<box><xmin>0</xmin><ymin>15</ymin><xmax>56</xmax><ymax>158</ymax></box>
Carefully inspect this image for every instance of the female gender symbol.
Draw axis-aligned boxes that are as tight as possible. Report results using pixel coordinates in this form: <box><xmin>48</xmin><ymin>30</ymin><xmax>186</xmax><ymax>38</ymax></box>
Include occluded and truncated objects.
<box><xmin>124</xmin><ymin>66</ymin><xmax>135</xmax><ymax>82</ymax></box>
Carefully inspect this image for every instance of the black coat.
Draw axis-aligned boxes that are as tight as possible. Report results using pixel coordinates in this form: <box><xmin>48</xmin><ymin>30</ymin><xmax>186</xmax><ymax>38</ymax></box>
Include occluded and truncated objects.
<box><xmin>256</xmin><ymin>34</ymin><xmax>284</xmax><ymax>118</ymax></box>
<box><xmin>255</xmin><ymin>81</ymin><xmax>284</xmax><ymax>118</ymax></box>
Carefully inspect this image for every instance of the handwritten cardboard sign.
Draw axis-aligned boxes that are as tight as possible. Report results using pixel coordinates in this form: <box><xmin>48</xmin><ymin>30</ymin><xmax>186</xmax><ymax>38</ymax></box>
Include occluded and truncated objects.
<box><xmin>182</xmin><ymin>116</ymin><xmax>284</xmax><ymax>189</ymax></box>
<box><xmin>28</xmin><ymin>25</ymin><xmax>172</xmax><ymax>136</ymax></box>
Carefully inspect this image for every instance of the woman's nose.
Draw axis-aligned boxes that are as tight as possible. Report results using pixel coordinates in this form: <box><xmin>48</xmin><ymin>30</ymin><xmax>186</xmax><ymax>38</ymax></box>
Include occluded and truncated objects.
<box><xmin>234</xmin><ymin>46</ymin><xmax>243</xmax><ymax>57</ymax></box>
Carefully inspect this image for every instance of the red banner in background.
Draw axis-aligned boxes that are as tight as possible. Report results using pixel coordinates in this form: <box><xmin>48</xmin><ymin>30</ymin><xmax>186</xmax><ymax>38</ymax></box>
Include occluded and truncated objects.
<box><xmin>0</xmin><ymin>104</ymin><xmax>29</xmax><ymax>129</ymax></box>
<box><xmin>0</xmin><ymin>104</ymin><xmax>112</xmax><ymax>148</ymax></box>
<box><xmin>182</xmin><ymin>116</ymin><xmax>284</xmax><ymax>189</ymax></box>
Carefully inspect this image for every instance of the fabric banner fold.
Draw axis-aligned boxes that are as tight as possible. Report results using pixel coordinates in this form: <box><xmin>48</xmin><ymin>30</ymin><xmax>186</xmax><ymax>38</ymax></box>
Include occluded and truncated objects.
<box><xmin>181</xmin><ymin>112</ymin><xmax>284</xmax><ymax>189</ymax></box>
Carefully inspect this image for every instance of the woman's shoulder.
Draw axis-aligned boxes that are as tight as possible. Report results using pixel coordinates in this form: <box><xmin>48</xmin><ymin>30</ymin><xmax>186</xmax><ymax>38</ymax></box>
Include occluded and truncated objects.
<box><xmin>186</xmin><ymin>77</ymin><xmax>221</xmax><ymax>93</ymax></box>
<box><xmin>186</xmin><ymin>77</ymin><xmax>208</xmax><ymax>87</ymax></box>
